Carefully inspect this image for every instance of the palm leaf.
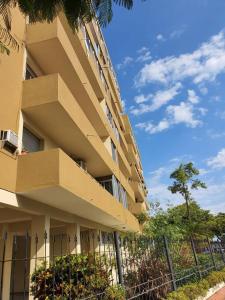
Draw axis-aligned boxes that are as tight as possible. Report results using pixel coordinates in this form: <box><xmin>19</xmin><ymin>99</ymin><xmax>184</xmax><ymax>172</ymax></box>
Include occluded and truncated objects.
<box><xmin>0</xmin><ymin>0</ymin><xmax>12</xmax><ymax>30</ymax></box>
<box><xmin>113</xmin><ymin>0</ymin><xmax>133</xmax><ymax>9</ymax></box>
<box><xmin>94</xmin><ymin>0</ymin><xmax>113</xmax><ymax>27</ymax></box>
<box><xmin>0</xmin><ymin>24</ymin><xmax>18</xmax><ymax>50</ymax></box>
<box><xmin>0</xmin><ymin>40</ymin><xmax>10</xmax><ymax>54</ymax></box>
<box><xmin>0</xmin><ymin>0</ymin><xmax>19</xmax><ymax>52</ymax></box>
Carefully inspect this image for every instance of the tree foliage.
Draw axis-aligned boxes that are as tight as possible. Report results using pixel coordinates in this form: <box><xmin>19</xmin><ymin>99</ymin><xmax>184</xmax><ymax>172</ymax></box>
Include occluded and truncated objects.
<box><xmin>144</xmin><ymin>162</ymin><xmax>225</xmax><ymax>241</ymax></box>
<box><xmin>0</xmin><ymin>0</ymin><xmax>134</xmax><ymax>30</ymax></box>
<box><xmin>212</xmin><ymin>213</ymin><xmax>225</xmax><ymax>241</ymax></box>
<box><xmin>168</xmin><ymin>162</ymin><xmax>206</xmax><ymax>221</ymax></box>
<box><xmin>144</xmin><ymin>201</ymin><xmax>215</xmax><ymax>240</ymax></box>
<box><xmin>0</xmin><ymin>0</ymin><xmax>134</xmax><ymax>54</ymax></box>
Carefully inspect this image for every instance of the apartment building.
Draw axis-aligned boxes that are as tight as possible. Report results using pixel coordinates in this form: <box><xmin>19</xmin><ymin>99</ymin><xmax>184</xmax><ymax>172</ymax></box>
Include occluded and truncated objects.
<box><xmin>0</xmin><ymin>7</ymin><xmax>148</xmax><ymax>299</ymax></box>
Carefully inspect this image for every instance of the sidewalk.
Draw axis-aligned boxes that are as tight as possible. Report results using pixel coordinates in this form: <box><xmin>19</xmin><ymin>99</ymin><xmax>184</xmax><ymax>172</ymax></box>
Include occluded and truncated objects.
<box><xmin>208</xmin><ymin>287</ymin><xmax>225</xmax><ymax>300</ymax></box>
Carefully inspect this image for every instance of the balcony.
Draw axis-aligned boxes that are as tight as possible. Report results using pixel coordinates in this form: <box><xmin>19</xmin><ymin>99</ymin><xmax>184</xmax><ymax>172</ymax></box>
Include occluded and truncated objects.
<box><xmin>16</xmin><ymin>149</ymin><xmax>140</xmax><ymax>232</ymax></box>
<box><xmin>128</xmin><ymin>144</ymin><xmax>138</xmax><ymax>165</ymax></box>
<box><xmin>22</xmin><ymin>74</ymin><xmax>134</xmax><ymax>200</ymax></box>
<box><xmin>129</xmin><ymin>201</ymin><xmax>148</xmax><ymax>215</ymax></box>
<box><xmin>26</xmin><ymin>17</ymin><xmax>109</xmax><ymax>138</ymax></box>
<box><xmin>22</xmin><ymin>74</ymin><xmax>113</xmax><ymax>177</ymax></box>
<box><xmin>131</xmin><ymin>180</ymin><xmax>146</xmax><ymax>203</ymax></box>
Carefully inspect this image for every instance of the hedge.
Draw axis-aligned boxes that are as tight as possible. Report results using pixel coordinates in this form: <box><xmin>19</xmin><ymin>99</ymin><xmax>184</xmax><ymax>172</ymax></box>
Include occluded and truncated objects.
<box><xmin>166</xmin><ymin>268</ymin><xmax>225</xmax><ymax>300</ymax></box>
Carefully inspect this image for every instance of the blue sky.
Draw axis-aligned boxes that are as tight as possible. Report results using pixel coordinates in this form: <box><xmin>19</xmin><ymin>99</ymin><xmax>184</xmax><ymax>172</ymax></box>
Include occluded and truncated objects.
<box><xmin>103</xmin><ymin>0</ymin><xmax>225</xmax><ymax>214</ymax></box>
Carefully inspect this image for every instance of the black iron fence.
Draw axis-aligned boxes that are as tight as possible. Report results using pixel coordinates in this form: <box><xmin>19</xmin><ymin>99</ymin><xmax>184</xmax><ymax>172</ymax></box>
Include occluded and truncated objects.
<box><xmin>0</xmin><ymin>231</ymin><xmax>224</xmax><ymax>300</ymax></box>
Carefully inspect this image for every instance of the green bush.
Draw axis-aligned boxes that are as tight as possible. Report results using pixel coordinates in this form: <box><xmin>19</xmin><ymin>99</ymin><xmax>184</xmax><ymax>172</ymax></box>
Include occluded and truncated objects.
<box><xmin>31</xmin><ymin>254</ymin><xmax>122</xmax><ymax>299</ymax></box>
<box><xmin>167</xmin><ymin>290</ymin><xmax>189</xmax><ymax>300</ymax></box>
<box><xmin>166</xmin><ymin>268</ymin><xmax>225</xmax><ymax>300</ymax></box>
<box><xmin>206</xmin><ymin>270</ymin><xmax>225</xmax><ymax>288</ymax></box>
<box><xmin>105</xmin><ymin>285</ymin><xmax>125</xmax><ymax>300</ymax></box>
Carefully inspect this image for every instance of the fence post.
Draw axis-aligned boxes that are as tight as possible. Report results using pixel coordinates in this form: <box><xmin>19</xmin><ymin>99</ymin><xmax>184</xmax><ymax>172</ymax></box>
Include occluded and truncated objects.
<box><xmin>190</xmin><ymin>237</ymin><xmax>202</xmax><ymax>279</ymax></box>
<box><xmin>207</xmin><ymin>238</ymin><xmax>216</xmax><ymax>270</ymax></box>
<box><xmin>113</xmin><ymin>231</ymin><xmax>124</xmax><ymax>285</ymax></box>
<box><xmin>163</xmin><ymin>236</ymin><xmax>176</xmax><ymax>291</ymax></box>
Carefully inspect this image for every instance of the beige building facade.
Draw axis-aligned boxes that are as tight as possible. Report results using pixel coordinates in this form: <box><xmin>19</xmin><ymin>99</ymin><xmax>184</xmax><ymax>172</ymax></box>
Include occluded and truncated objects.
<box><xmin>0</xmin><ymin>7</ymin><xmax>148</xmax><ymax>299</ymax></box>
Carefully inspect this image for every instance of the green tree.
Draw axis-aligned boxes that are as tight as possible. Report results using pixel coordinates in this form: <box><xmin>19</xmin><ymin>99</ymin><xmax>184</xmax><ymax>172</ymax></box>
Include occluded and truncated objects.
<box><xmin>212</xmin><ymin>213</ymin><xmax>225</xmax><ymax>242</ymax></box>
<box><xmin>1</xmin><ymin>0</ymin><xmax>134</xmax><ymax>54</ymax></box>
<box><xmin>144</xmin><ymin>201</ymin><xmax>214</xmax><ymax>240</ymax></box>
<box><xmin>168</xmin><ymin>163</ymin><xmax>207</xmax><ymax>224</ymax></box>
<box><xmin>0</xmin><ymin>0</ymin><xmax>133</xmax><ymax>31</ymax></box>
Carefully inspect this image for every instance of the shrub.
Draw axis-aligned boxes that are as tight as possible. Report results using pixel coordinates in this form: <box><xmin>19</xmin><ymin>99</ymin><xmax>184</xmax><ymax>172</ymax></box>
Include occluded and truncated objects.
<box><xmin>105</xmin><ymin>284</ymin><xmax>126</xmax><ymax>300</ymax></box>
<box><xmin>166</xmin><ymin>268</ymin><xmax>225</xmax><ymax>300</ymax></box>
<box><xmin>167</xmin><ymin>290</ymin><xmax>189</xmax><ymax>300</ymax></box>
<box><xmin>31</xmin><ymin>254</ymin><xmax>113</xmax><ymax>299</ymax></box>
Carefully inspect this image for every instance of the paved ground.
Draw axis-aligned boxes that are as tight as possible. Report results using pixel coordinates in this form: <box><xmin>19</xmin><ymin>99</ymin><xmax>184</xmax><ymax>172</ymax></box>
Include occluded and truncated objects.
<box><xmin>208</xmin><ymin>287</ymin><xmax>225</xmax><ymax>300</ymax></box>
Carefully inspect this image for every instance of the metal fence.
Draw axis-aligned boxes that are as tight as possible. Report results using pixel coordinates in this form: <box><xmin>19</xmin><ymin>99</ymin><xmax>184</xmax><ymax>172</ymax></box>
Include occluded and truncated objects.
<box><xmin>0</xmin><ymin>231</ymin><xmax>224</xmax><ymax>300</ymax></box>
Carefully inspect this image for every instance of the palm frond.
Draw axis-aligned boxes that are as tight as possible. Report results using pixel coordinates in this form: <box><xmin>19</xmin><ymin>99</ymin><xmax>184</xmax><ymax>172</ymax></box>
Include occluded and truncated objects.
<box><xmin>0</xmin><ymin>0</ymin><xmax>12</xmax><ymax>30</ymax></box>
<box><xmin>0</xmin><ymin>24</ymin><xmax>18</xmax><ymax>50</ymax></box>
<box><xmin>94</xmin><ymin>0</ymin><xmax>113</xmax><ymax>27</ymax></box>
<box><xmin>0</xmin><ymin>40</ymin><xmax>10</xmax><ymax>54</ymax></box>
<box><xmin>18</xmin><ymin>0</ymin><xmax>62</xmax><ymax>23</ymax></box>
<box><xmin>113</xmin><ymin>0</ymin><xmax>133</xmax><ymax>9</ymax></box>
<box><xmin>62</xmin><ymin>0</ymin><xmax>94</xmax><ymax>30</ymax></box>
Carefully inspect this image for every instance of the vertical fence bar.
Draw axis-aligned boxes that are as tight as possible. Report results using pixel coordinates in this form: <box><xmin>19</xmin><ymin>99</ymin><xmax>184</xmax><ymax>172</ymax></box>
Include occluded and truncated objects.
<box><xmin>113</xmin><ymin>231</ymin><xmax>124</xmax><ymax>285</ymax></box>
<box><xmin>11</xmin><ymin>235</ymin><xmax>17</xmax><ymax>300</ymax></box>
<box><xmin>23</xmin><ymin>232</ymin><xmax>29</xmax><ymax>300</ymax></box>
<box><xmin>163</xmin><ymin>236</ymin><xmax>176</xmax><ymax>291</ymax></box>
<box><xmin>0</xmin><ymin>231</ymin><xmax>7</xmax><ymax>300</ymax></box>
<box><xmin>190</xmin><ymin>237</ymin><xmax>202</xmax><ymax>279</ymax></box>
<box><xmin>207</xmin><ymin>238</ymin><xmax>216</xmax><ymax>270</ymax></box>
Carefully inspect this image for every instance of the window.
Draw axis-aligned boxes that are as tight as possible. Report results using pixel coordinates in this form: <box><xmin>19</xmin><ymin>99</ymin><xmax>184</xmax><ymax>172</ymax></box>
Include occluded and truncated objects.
<box><xmin>25</xmin><ymin>65</ymin><xmax>37</xmax><ymax>80</ymax></box>
<box><xmin>119</xmin><ymin>185</ymin><xmax>128</xmax><ymax>209</ymax></box>
<box><xmin>97</xmin><ymin>176</ymin><xmax>113</xmax><ymax>195</ymax></box>
<box><xmin>22</xmin><ymin>127</ymin><xmax>42</xmax><ymax>153</ymax></box>
<box><xmin>97</xmin><ymin>175</ymin><xmax>127</xmax><ymax>208</ymax></box>
<box><xmin>111</xmin><ymin>141</ymin><xmax>118</xmax><ymax>164</ymax></box>
<box><xmin>105</xmin><ymin>105</ymin><xmax>120</xmax><ymax>142</ymax></box>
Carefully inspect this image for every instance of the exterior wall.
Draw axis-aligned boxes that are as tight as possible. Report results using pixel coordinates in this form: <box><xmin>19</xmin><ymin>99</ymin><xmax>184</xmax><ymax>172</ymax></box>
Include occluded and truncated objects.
<box><xmin>0</xmin><ymin>8</ymin><xmax>26</xmax><ymax>133</ymax></box>
<box><xmin>0</xmin><ymin>7</ymin><xmax>148</xmax><ymax>234</ymax></box>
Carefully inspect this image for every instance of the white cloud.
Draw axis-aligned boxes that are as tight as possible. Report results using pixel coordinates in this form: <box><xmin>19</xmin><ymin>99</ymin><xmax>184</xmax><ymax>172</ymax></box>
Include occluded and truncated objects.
<box><xmin>147</xmin><ymin>161</ymin><xmax>225</xmax><ymax>213</ymax></box>
<box><xmin>136</xmin><ymin>101</ymin><xmax>202</xmax><ymax>135</ymax></box>
<box><xmin>170</xmin><ymin>27</ymin><xmax>186</xmax><ymax>39</ymax></box>
<box><xmin>135</xmin><ymin>31</ymin><xmax>225</xmax><ymax>87</ymax></box>
<box><xmin>134</xmin><ymin>94</ymin><xmax>152</xmax><ymax>104</ymax></box>
<box><xmin>136</xmin><ymin>119</ymin><xmax>170</xmax><ymax>134</ymax></box>
<box><xmin>207</xmin><ymin>130</ymin><xmax>225</xmax><ymax>139</ymax></box>
<box><xmin>116</xmin><ymin>56</ymin><xmax>133</xmax><ymax>70</ymax></box>
<box><xmin>197</xmin><ymin>107</ymin><xmax>208</xmax><ymax>116</ymax></box>
<box><xmin>137</xmin><ymin>46</ymin><xmax>149</xmax><ymax>54</ymax></box>
<box><xmin>193</xmin><ymin>183</ymin><xmax>225</xmax><ymax>213</ymax></box>
<box><xmin>136</xmin><ymin>46</ymin><xmax>151</xmax><ymax>62</ymax></box>
<box><xmin>216</xmin><ymin>110</ymin><xmax>225</xmax><ymax>119</ymax></box>
<box><xmin>207</xmin><ymin>148</ymin><xmax>225</xmax><ymax>169</ymax></box>
<box><xmin>131</xmin><ymin>82</ymin><xmax>182</xmax><ymax>115</ymax></box>
<box><xmin>137</xmin><ymin>51</ymin><xmax>151</xmax><ymax>62</ymax></box>
<box><xmin>199</xmin><ymin>86</ymin><xmax>208</xmax><ymax>95</ymax></box>
<box><xmin>167</xmin><ymin>102</ymin><xmax>202</xmax><ymax>128</ymax></box>
<box><xmin>156</xmin><ymin>34</ymin><xmax>165</xmax><ymax>42</ymax></box>
<box><xmin>187</xmin><ymin>89</ymin><xmax>199</xmax><ymax>104</ymax></box>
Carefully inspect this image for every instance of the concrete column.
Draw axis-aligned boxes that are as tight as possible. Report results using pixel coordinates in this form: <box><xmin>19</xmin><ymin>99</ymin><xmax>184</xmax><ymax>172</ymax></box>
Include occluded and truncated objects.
<box><xmin>66</xmin><ymin>223</ymin><xmax>81</xmax><ymax>254</ymax></box>
<box><xmin>30</xmin><ymin>215</ymin><xmax>50</xmax><ymax>269</ymax></box>
<box><xmin>89</xmin><ymin>229</ymin><xmax>100</xmax><ymax>253</ymax></box>
<box><xmin>29</xmin><ymin>215</ymin><xmax>50</xmax><ymax>300</ymax></box>
<box><xmin>1</xmin><ymin>227</ymin><xmax>13</xmax><ymax>300</ymax></box>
